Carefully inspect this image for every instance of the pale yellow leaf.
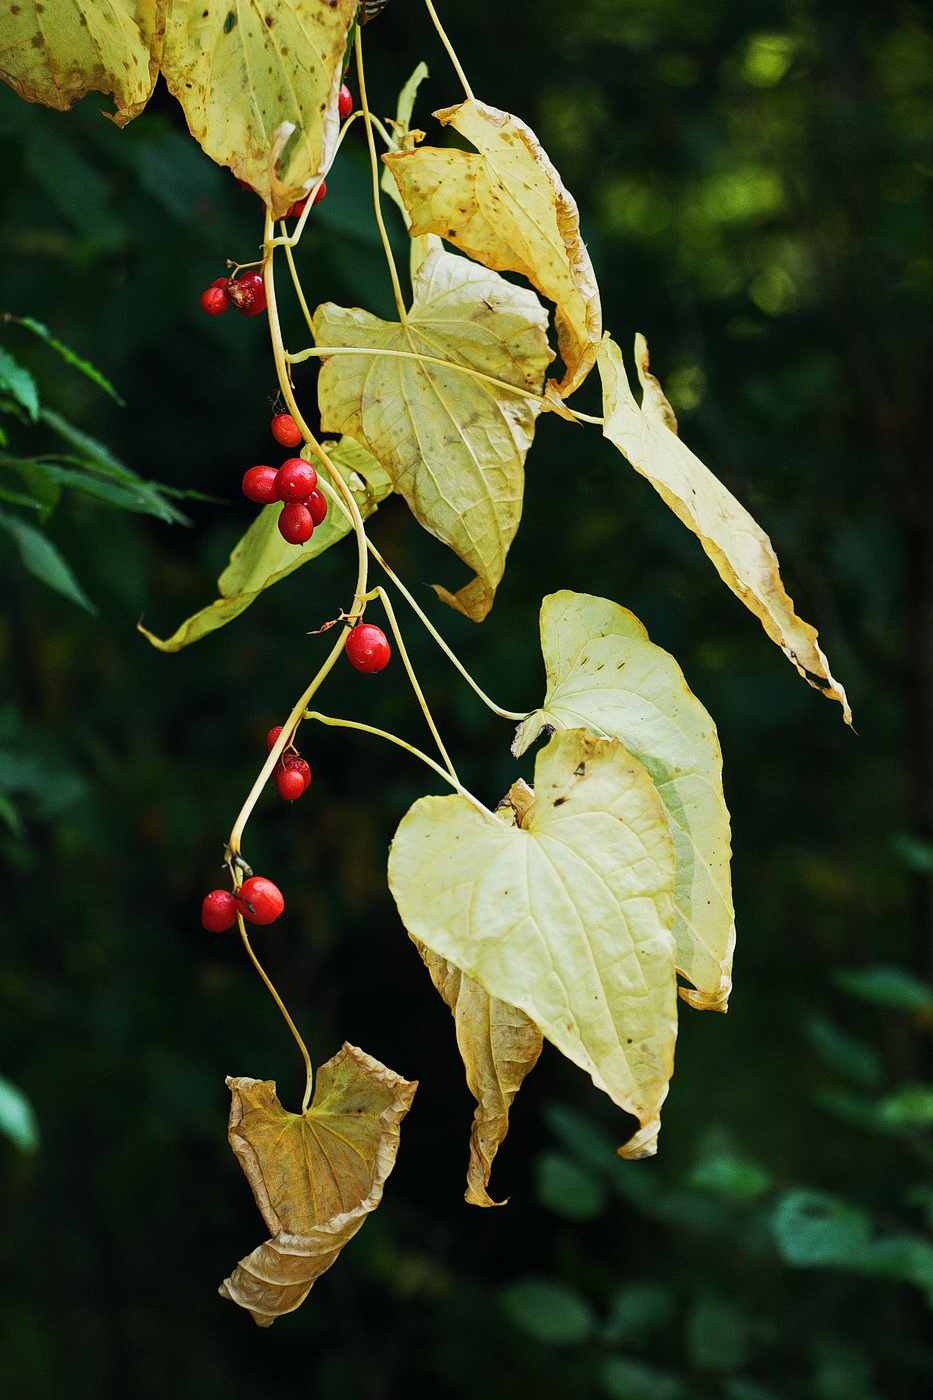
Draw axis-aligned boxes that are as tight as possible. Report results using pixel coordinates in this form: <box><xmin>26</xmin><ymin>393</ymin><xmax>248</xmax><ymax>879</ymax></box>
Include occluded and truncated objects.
<box><xmin>414</xmin><ymin>938</ymin><xmax>543</xmax><ymax>1208</ymax></box>
<box><xmin>388</xmin><ymin>729</ymin><xmax>678</xmax><ymax>1158</ymax></box>
<box><xmin>138</xmin><ymin>438</ymin><xmax>391</xmax><ymax>651</ymax></box>
<box><xmin>0</xmin><ymin>0</ymin><xmax>161</xmax><ymax>125</ymax></box>
<box><xmin>312</xmin><ymin>246</ymin><xmax>552</xmax><ymax>621</ymax></box>
<box><xmin>384</xmin><ymin>98</ymin><xmax>601</xmax><ymax>397</ymax></box>
<box><xmin>513</xmin><ymin>591</ymin><xmax>734</xmax><ymax>1012</ymax></box>
<box><xmin>160</xmin><ymin>0</ymin><xmax>357</xmax><ymax>217</ymax></box>
<box><xmin>219</xmin><ymin>1043</ymin><xmax>417</xmax><ymax>1326</ymax></box>
<box><xmin>599</xmin><ymin>335</ymin><xmax>851</xmax><ymax>723</ymax></box>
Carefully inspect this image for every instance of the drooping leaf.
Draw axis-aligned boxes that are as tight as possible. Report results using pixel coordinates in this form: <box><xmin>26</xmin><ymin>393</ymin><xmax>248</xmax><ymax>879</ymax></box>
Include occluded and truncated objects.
<box><xmin>389</xmin><ymin>729</ymin><xmax>678</xmax><ymax>1158</ymax></box>
<box><xmin>384</xmin><ymin>98</ymin><xmax>601</xmax><ymax>396</ymax></box>
<box><xmin>160</xmin><ymin>0</ymin><xmax>357</xmax><ymax>218</ymax></box>
<box><xmin>10</xmin><ymin>317</ymin><xmax>125</xmax><ymax>405</ymax></box>
<box><xmin>0</xmin><ymin>509</ymin><xmax>96</xmax><ymax>613</ymax></box>
<box><xmin>598</xmin><ymin>335</ymin><xmax>852</xmax><ymax>723</ymax></box>
<box><xmin>0</xmin><ymin>0</ymin><xmax>160</xmax><ymax>125</ymax></box>
<box><xmin>0</xmin><ymin>347</ymin><xmax>39</xmax><ymax>422</ymax></box>
<box><xmin>0</xmin><ymin>1073</ymin><xmax>39</xmax><ymax>1152</ymax></box>
<box><xmin>140</xmin><ymin>437</ymin><xmax>391</xmax><ymax>651</ymax></box>
<box><xmin>513</xmin><ymin>592</ymin><xmax>734</xmax><ymax>1012</ymax></box>
<box><xmin>219</xmin><ymin>1043</ymin><xmax>417</xmax><ymax>1326</ymax></box>
<box><xmin>414</xmin><ymin>938</ymin><xmax>543</xmax><ymax>1206</ymax></box>
<box><xmin>313</xmin><ymin>246</ymin><xmax>551</xmax><ymax>621</ymax></box>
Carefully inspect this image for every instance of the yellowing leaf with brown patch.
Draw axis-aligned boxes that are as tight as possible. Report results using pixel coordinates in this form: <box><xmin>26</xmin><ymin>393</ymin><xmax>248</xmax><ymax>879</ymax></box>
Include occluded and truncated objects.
<box><xmin>219</xmin><ymin>1044</ymin><xmax>416</xmax><ymax>1327</ymax></box>
<box><xmin>313</xmin><ymin>246</ymin><xmax>552</xmax><ymax>621</ymax></box>
<box><xmin>159</xmin><ymin>0</ymin><xmax>357</xmax><ymax>217</ymax></box>
<box><xmin>384</xmin><ymin>99</ymin><xmax>601</xmax><ymax>397</ymax></box>
<box><xmin>389</xmin><ymin>730</ymin><xmax>678</xmax><ymax>1158</ymax></box>
<box><xmin>599</xmin><ymin>336</ymin><xmax>851</xmax><ymax>723</ymax></box>
<box><xmin>0</xmin><ymin>0</ymin><xmax>161</xmax><ymax>125</ymax></box>
<box><xmin>414</xmin><ymin>938</ymin><xmax>542</xmax><ymax>1207</ymax></box>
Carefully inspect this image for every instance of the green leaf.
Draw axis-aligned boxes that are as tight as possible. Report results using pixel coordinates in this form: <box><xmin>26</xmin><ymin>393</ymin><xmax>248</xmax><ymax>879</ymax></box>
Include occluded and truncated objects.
<box><xmin>500</xmin><ymin>1277</ymin><xmax>596</xmax><ymax>1346</ymax></box>
<box><xmin>832</xmin><ymin>964</ymin><xmax>933</xmax><ymax>1014</ymax></box>
<box><xmin>602</xmin><ymin>1284</ymin><xmax>675</xmax><ymax>1348</ymax></box>
<box><xmin>535</xmin><ymin>1150</ymin><xmax>608</xmax><ymax>1222</ymax></box>
<box><xmin>40</xmin><ymin>408</ymin><xmax>132</xmax><ymax>477</ymax></box>
<box><xmin>685</xmin><ymin>1296</ymin><xmax>750</xmax><ymax>1372</ymax></box>
<box><xmin>12</xmin><ymin>317</ymin><xmax>125</xmax><ymax>405</ymax></box>
<box><xmin>0</xmin><ymin>347</ymin><xmax>39</xmax><ymax>422</ymax></box>
<box><xmin>0</xmin><ymin>482</ymin><xmax>43</xmax><ymax>510</ymax></box>
<box><xmin>0</xmin><ymin>790</ymin><xmax>24</xmax><ymax>838</ymax></box>
<box><xmin>389</xmin><ymin>728</ymin><xmax>678</xmax><ymax>1158</ymax></box>
<box><xmin>139</xmin><ymin>438</ymin><xmax>392</xmax><ymax>651</ymax></box>
<box><xmin>0</xmin><ymin>509</ymin><xmax>96</xmax><ymax>613</ymax></box>
<box><xmin>806</xmin><ymin>1016</ymin><xmax>883</xmax><ymax>1088</ymax></box>
<box><xmin>600</xmin><ymin>1355</ymin><xmax>686</xmax><ymax>1400</ymax></box>
<box><xmin>513</xmin><ymin>591</ymin><xmax>734</xmax><ymax>1012</ymax></box>
<box><xmin>33</xmin><ymin>462</ymin><xmax>189</xmax><ymax>524</ymax></box>
<box><xmin>0</xmin><ymin>1074</ymin><xmax>39</xmax><ymax>1152</ymax></box>
<box><xmin>876</xmin><ymin>1085</ymin><xmax>933</xmax><ymax>1130</ymax></box>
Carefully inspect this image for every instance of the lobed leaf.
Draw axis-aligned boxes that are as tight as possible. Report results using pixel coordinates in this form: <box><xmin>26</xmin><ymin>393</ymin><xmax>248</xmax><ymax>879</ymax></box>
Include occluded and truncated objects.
<box><xmin>513</xmin><ymin>592</ymin><xmax>734</xmax><ymax>1012</ymax></box>
<box><xmin>313</xmin><ymin>246</ymin><xmax>551</xmax><ymax>621</ymax></box>
<box><xmin>414</xmin><ymin>936</ymin><xmax>542</xmax><ymax>1207</ymax></box>
<box><xmin>139</xmin><ymin>437</ymin><xmax>391</xmax><ymax>651</ymax></box>
<box><xmin>389</xmin><ymin>729</ymin><xmax>678</xmax><ymax>1158</ymax></box>
<box><xmin>599</xmin><ymin>335</ymin><xmax>851</xmax><ymax>722</ymax></box>
<box><xmin>384</xmin><ymin>98</ymin><xmax>601</xmax><ymax>396</ymax></box>
<box><xmin>219</xmin><ymin>1044</ymin><xmax>417</xmax><ymax>1326</ymax></box>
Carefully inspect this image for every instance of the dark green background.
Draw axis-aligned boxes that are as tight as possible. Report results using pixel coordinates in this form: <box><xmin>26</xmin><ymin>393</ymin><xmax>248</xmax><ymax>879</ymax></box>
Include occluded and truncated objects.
<box><xmin>1</xmin><ymin>2</ymin><xmax>931</xmax><ymax>1396</ymax></box>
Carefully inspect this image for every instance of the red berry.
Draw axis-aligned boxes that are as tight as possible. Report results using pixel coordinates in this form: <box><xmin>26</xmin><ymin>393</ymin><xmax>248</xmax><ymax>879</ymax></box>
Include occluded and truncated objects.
<box><xmin>278</xmin><ymin>502</ymin><xmax>314</xmax><ymax>544</ymax></box>
<box><xmin>236</xmin><ymin>876</ymin><xmax>284</xmax><ymax>925</ymax></box>
<box><xmin>346</xmin><ymin>623</ymin><xmax>391</xmax><ymax>673</ymax></box>
<box><xmin>228</xmin><ymin>270</ymin><xmax>267</xmax><ymax>317</ymax></box>
<box><xmin>275</xmin><ymin>457</ymin><xmax>318</xmax><ymax>501</ymax></box>
<box><xmin>275</xmin><ymin>765</ymin><xmax>307</xmax><ymax>801</ymax></box>
<box><xmin>285</xmin><ymin>195</ymin><xmax>309</xmax><ymax>219</ymax></box>
<box><xmin>201</xmin><ymin>285</ymin><xmax>229</xmax><ymax>316</ymax></box>
<box><xmin>306</xmin><ymin>489</ymin><xmax>328</xmax><ymax>526</ymax></box>
<box><xmin>242</xmin><ymin>464</ymin><xmax>279</xmax><ymax>504</ymax></box>
<box><xmin>266</xmin><ymin>724</ymin><xmax>285</xmax><ymax>752</ymax></box>
<box><xmin>312</xmin><ymin>180</ymin><xmax>327</xmax><ymax>206</ymax></box>
<box><xmin>201</xmin><ymin>889</ymin><xmax>238</xmax><ymax>932</ymax></box>
<box><xmin>284</xmin><ymin>754</ymin><xmax>312</xmax><ymax>789</ymax></box>
<box><xmin>271</xmin><ymin>414</ymin><xmax>303</xmax><ymax>448</ymax></box>
<box><xmin>338</xmin><ymin>84</ymin><xmax>353</xmax><ymax>120</ymax></box>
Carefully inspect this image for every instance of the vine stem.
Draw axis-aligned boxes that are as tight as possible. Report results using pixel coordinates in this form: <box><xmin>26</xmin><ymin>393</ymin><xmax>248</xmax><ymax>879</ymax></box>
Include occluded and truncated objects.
<box><xmin>305</xmin><ymin>710</ymin><xmax>486</xmax><ymax>811</ymax></box>
<box><xmin>356</xmin><ymin>29</ymin><xmax>408</xmax><ymax>324</ymax></box>
<box><xmin>237</xmin><ymin>914</ymin><xmax>315</xmax><ymax>1114</ymax></box>
<box><xmin>422</xmin><ymin>0</ymin><xmax>474</xmax><ymax>102</ymax></box>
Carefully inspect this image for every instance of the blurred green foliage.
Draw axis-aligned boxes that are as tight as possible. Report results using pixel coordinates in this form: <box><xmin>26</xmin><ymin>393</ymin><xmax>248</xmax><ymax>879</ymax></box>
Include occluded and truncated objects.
<box><xmin>1</xmin><ymin>1</ymin><xmax>932</xmax><ymax>1397</ymax></box>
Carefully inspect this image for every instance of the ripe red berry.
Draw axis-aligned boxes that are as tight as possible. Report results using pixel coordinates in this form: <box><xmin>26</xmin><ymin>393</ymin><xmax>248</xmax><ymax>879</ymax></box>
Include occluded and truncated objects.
<box><xmin>228</xmin><ymin>270</ymin><xmax>267</xmax><ymax>317</ymax></box>
<box><xmin>346</xmin><ymin>622</ymin><xmax>391</xmax><ymax>673</ymax></box>
<box><xmin>201</xmin><ymin>889</ymin><xmax>238</xmax><ymax>932</ymax></box>
<box><xmin>271</xmin><ymin>413</ymin><xmax>303</xmax><ymax>448</ymax></box>
<box><xmin>242</xmin><ymin>464</ymin><xmax>279</xmax><ymax>504</ymax></box>
<box><xmin>306</xmin><ymin>489</ymin><xmax>328</xmax><ymax>526</ymax></box>
<box><xmin>275</xmin><ymin>764</ymin><xmax>308</xmax><ymax>801</ymax></box>
<box><xmin>278</xmin><ymin>502</ymin><xmax>314</xmax><ymax>544</ymax></box>
<box><xmin>285</xmin><ymin>195</ymin><xmax>308</xmax><ymax>219</ymax></box>
<box><xmin>275</xmin><ymin>457</ymin><xmax>318</xmax><ymax>501</ymax></box>
<box><xmin>312</xmin><ymin>180</ymin><xmax>327</xmax><ymax>205</ymax></box>
<box><xmin>284</xmin><ymin>754</ymin><xmax>311</xmax><ymax>789</ymax></box>
<box><xmin>200</xmin><ymin>284</ymin><xmax>229</xmax><ymax>316</ymax></box>
<box><xmin>266</xmin><ymin>724</ymin><xmax>285</xmax><ymax>752</ymax></box>
<box><xmin>236</xmin><ymin>876</ymin><xmax>284</xmax><ymax>925</ymax></box>
<box><xmin>338</xmin><ymin>83</ymin><xmax>353</xmax><ymax>120</ymax></box>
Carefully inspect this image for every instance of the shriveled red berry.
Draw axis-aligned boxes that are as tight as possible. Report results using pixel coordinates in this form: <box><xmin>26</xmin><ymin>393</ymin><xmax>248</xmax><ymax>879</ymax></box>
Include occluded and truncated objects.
<box><xmin>236</xmin><ymin>876</ymin><xmax>284</xmax><ymax>925</ymax></box>
<box><xmin>275</xmin><ymin>457</ymin><xmax>318</xmax><ymax>501</ymax></box>
<box><xmin>312</xmin><ymin>180</ymin><xmax>327</xmax><ymax>206</ymax></box>
<box><xmin>306</xmin><ymin>489</ymin><xmax>328</xmax><ymax>525</ymax></box>
<box><xmin>201</xmin><ymin>889</ymin><xmax>238</xmax><ymax>931</ymax></box>
<box><xmin>283</xmin><ymin>754</ymin><xmax>311</xmax><ymax>789</ymax></box>
<box><xmin>271</xmin><ymin>414</ymin><xmax>303</xmax><ymax>449</ymax></box>
<box><xmin>346</xmin><ymin>622</ymin><xmax>391</xmax><ymax>673</ymax></box>
<box><xmin>201</xmin><ymin>285</ymin><xmax>229</xmax><ymax>316</ymax></box>
<box><xmin>242</xmin><ymin>465</ymin><xmax>279</xmax><ymax>504</ymax></box>
<box><xmin>275</xmin><ymin>765</ymin><xmax>307</xmax><ymax>801</ymax></box>
<box><xmin>266</xmin><ymin>724</ymin><xmax>285</xmax><ymax>752</ymax></box>
<box><xmin>228</xmin><ymin>270</ymin><xmax>267</xmax><ymax>317</ymax></box>
<box><xmin>278</xmin><ymin>502</ymin><xmax>314</xmax><ymax>544</ymax></box>
<box><xmin>338</xmin><ymin>83</ymin><xmax>353</xmax><ymax>120</ymax></box>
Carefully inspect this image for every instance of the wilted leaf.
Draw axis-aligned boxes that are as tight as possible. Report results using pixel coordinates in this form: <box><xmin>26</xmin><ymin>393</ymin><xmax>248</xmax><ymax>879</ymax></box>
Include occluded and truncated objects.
<box><xmin>219</xmin><ymin>1043</ymin><xmax>417</xmax><ymax>1326</ymax></box>
<box><xmin>598</xmin><ymin>335</ymin><xmax>851</xmax><ymax>723</ymax></box>
<box><xmin>389</xmin><ymin>729</ymin><xmax>678</xmax><ymax>1157</ymax></box>
<box><xmin>384</xmin><ymin>98</ymin><xmax>601</xmax><ymax>396</ymax></box>
<box><xmin>513</xmin><ymin>592</ymin><xmax>734</xmax><ymax>1012</ymax></box>
<box><xmin>414</xmin><ymin>938</ymin><xmax>542</xmax><ymax>1206</ymax></box>
<box><xmin>0</xmin><ymin>508</ymin><xmax>96</xmax><ymax>613</ymax></box>
<box><xmin>139</xmin><ymin>438</ymin><xmax>391</xmax><ymax>650</ymax></box>
<box><xmin>0</xmin><ymin>0</ymin><xmax>160</xmax><ymax>124</ymax></box>
<box><xmin>161</xmin><ymin>0</ymin><xmax>356</xmax><ymax>217</ymax></box>
<box><xmin>313</xmin><ymin>246</ymin><xmax>551</xmax><ymax>620</ymax></box>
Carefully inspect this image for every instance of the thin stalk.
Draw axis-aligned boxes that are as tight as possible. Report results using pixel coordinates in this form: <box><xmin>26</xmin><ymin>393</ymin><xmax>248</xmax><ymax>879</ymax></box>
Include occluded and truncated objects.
<box><xmin>238</xmin><ymin>915</ymin><xmax>315</xmax><ymax>1113</ymax></box>
<box><xmin>355</xmin><ymin>30</ymin><xmax>407</xmax><ymax>323</ymax></box>
<box><xmin>423</xmin><ymin>0</ymin><xmax>474</xmax><ymax>102</ymax></box>
<box><xmin>368</xmin><ymin>585</ymin><xmax>459</xmax><ymax>782</ymax></box>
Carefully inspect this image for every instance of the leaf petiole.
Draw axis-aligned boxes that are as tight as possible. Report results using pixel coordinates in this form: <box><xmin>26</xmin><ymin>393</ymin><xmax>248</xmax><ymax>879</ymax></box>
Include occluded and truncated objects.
<box><xmin>237</xmin><ymin>912</ymin><xmax>315</xmax><ymax>1113</ymax></box>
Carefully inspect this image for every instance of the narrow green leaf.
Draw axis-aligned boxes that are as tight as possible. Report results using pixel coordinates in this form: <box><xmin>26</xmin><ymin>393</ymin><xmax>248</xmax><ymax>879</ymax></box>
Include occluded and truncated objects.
<box><xmin>40</xmin><ymin>408</ymin><xmax>130</xmax><ymax>477</ymax></box>
<box><xmin>0</xmin><ymin>483</ymin><xmax>42</xmax><ymax>510</ymax></box>
<box><xmin>0</xmin><ymin>509</ymin><xmax>96</xmax><ymax>613</ymax></box>
<box><xmin>37</xmin><ymin>463</ymin><xmax>189</xmax><ymax>524</ymax></box>
<box><xmin>8</xmin><ymin>316</ymin><xmax>125</xmax><ymax>405</ymax></box>
<box><xmin>0</xmin><ymin>790</ymin><xmax>24</xmax><ymax>838</ymax></box>
<box><xmin>0</xmin><ymin>1074</ymin><xmax>39</xmax><ymax>1152</ymax></box>
<box><xmin>0</xmin><ymin>346</ymin><xmax>39</xmax><ymax>421</ymax></box>
<box><xmin>832</xmin><ymin>964</ymin><xmax>933</xmax><ymax>1014</ymax></box>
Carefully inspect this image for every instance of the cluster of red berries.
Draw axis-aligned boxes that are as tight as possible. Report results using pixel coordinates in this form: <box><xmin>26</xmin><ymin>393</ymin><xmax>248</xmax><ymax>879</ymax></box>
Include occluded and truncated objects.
<box><xmin>266</xmin><ymin>724</ymin><xmax>312</xmax><ymax>802</ymax></box>
<box><xmin>201</xmin><ymin>876</ymin><xmax>284</xmax><ymax>931</ymax></box>
<box><xmin>200</xmin><ymin>271</ymin><xmax>267</xmax><ymax>318</ymax></box>
<box><xmin>242</xmin><ymin>414</ymin><xmax>329</xmax><ymax>544</ymax></box>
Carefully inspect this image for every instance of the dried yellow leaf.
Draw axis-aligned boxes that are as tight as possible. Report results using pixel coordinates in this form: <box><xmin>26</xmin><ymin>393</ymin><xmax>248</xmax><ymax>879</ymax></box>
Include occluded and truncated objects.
<box><xmin>384</xmin><ymin>98</ymin><xmax>601</xmax><ymax>396</ymax></box>
<box><xmin>599</xmin><ymin>335</ymin><xmax>852</xmax><ymax>723</ymax></box>
<box><xmin>219</xmin><ymin>1044</ymin><xmax>417</xmax><ymax>1326</ymax></box>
